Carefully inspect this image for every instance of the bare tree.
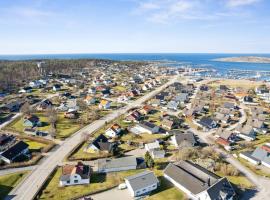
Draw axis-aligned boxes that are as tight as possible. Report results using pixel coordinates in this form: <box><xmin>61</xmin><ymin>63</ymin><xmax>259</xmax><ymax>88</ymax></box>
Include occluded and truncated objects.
<box><xmin>49</xmin><ymin>125</ymin><xmax>57</xmax><ymax>138</ymax></box>
<box><xmin>20</xmin><ymin>102</ymin><xmax>32</xmax><ymax>115</ymax></box>
<box><xmin>46</xmin><ymin>107</ymin><xmax>57</xmax><ymax>128</ymax></box>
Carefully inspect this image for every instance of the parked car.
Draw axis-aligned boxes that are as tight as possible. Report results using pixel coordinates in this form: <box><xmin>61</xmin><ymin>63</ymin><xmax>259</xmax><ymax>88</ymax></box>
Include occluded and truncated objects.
<box><xmin>118</xmin><ymin>183</ymin><xmax>127</xmax><ymax>190</ymax></box>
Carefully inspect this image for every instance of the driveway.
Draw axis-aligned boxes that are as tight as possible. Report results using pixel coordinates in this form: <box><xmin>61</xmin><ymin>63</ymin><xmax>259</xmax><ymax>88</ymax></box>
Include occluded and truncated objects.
<box><xmin>91</xmin><ymin>188</ymin><xmax>132</xmax><ymax>200</ymax></box>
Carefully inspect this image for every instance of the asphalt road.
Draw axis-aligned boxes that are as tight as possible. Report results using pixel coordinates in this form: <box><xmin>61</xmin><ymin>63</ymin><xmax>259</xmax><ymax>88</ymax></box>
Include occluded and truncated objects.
<box><xmin>6</xmin><ymin>76</ymin><xmax>180</xmax><ymax>200</ymax></box>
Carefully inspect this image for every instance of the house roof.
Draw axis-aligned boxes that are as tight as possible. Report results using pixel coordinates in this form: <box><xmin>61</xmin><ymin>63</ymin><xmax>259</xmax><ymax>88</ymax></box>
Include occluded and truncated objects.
<box><xmin>164</xmin><ymin>161</ymin><xmax>235</xmax><ymax>198</ymax></box>
<box><xmin>172</xmin><ymin>131</ymin><xmax>197</xmax><ymax>147</ymax></box>
<box><xmin>1</xmin><ymin>141</ymin><xmax>29</xmax><ymax>160</ymax></box>
<box><xmin>145</xmin><ymin>141</ymin><xmax>160</xmax><ymax>150</ymax></box>
<box><xmin>216</xmin><ymin>129</ymin><xmax>233</xmax><ymax>140</ymax></box>
<box><xmin>251</xmin><ymin>144</ymin><xmax>270</xmax><ymax>165</ymax></box>
<box><xmin>125</xmin><ymin>170</ymin><xmax>159</xmax><ymax>192</ymax></box>
<box><xmin>140</xmin><ymin>121</ymin><xmax>157</xmax><ymax>129</ymax></box>
<box><xmin>199</xmin><ymin>117</ymin><xmax>216</xmax><ymax>128</ymax></box>
<box><xmin>97</xmin><ymin>156</ymin><xmax>139</xmax><ymax>171</ymax></box>
<box><xmin>61</xmin><ymin>162</ymin><xmax>90</xmax><ymax>181</ymax></box>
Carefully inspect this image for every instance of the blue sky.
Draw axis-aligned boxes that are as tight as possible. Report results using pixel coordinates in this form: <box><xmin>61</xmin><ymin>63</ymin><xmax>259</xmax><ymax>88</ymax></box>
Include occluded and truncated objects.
<box><xmin>0</xmin><ymin>0</ymin><xmax>270</xmax><ymax>54</ymax></box>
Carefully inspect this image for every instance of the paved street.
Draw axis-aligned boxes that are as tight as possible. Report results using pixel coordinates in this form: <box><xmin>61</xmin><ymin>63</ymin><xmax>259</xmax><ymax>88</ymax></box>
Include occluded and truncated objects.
<box><xmin>5</xmin><ymin>76</ymin><xmax>180</xmax><ymax>200</ymax></box>
<box><xmin>0</xmin><ymin>166</ymin><xmax>36</xmax><ymax>176</ymax></box>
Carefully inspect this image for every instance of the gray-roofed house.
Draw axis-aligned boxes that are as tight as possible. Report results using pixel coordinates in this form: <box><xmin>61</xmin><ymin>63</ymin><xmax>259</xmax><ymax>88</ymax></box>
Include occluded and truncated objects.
<box><xmin>170</xmin><ymin>130</ymin><xmax>197</xmax><ymax>148</ymax></box>
<box><xmin>84</xmin><ymin>134</ymin><xmax>116</xmax><ymax>153</ymax></box>
<box><xmin>236</xmin><ymin>125</ymin><xmax>256</xmax><ymax>141</ymax></box>
<box><xmin>164</xmin><ymin>161</ymin><xmax>235</xmax><ymax>200</ymax></box>
<box><xmin>251</xmin><ymin>144</ymin><xmax>270</xmax><ymax>168</ymax></box>
<box><xmin>97</xmin><ymin>156</ymin><xmax>145</xmax><ymax>173</ymax></box>
<box><xmin>198</xmin><ymin>117</ymin><xmax>217</xmax><ymax>130</ymax></box>
<box><xmin>133</xmin><ymin>121</ymin><xmax>160</xmax><ymax>134</ymax></box>
<box><xmin>175</xmin><ymin>93</ymin><xmax>189</xmax><ymax>104</ymax></box>
<box><xmin>167</xmin><ymin>101</ymin><xmax>179</xmax><ymax>111</ymax></box>
<box><xmin>125</xmin><ymin>170</ymin><xmax>159</xmax><ymax>197</ymax></box>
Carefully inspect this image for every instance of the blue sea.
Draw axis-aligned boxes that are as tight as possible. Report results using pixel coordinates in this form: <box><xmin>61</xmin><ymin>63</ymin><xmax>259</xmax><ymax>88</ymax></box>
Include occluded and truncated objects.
<box><xmin>1</xmin><ymin>53</ymin><xmax>270</xmax><ymax>79</ymax></box>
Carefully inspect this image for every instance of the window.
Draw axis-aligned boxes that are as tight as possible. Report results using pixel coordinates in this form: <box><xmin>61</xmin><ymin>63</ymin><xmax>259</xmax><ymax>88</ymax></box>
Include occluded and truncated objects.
<box><xmin>67</xmin><ymin>181</ymin><xmax>70</xmax><ymax>184</ymax></box>
<box><xmin>74</xmin><ymin>180</ymin><xmax>78</xmax><ymax>183</ymax></box>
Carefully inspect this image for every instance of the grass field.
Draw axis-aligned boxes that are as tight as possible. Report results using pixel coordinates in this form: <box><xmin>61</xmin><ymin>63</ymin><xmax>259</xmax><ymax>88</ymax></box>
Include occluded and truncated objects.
<box><xmin>147</xmin><ymin>177</ymin><xmax>186</xmax><ymax>200</ymax></box>
<box><xmin>0</xmin><ymin>171</ymin><xmax>28</xmax><ymax>199</ymax></box>
<box><xmin>6</xmin><ymin>112</ymin><xmax>80</xmax><ymax>139</ymax></box>
<box><xmin>23</xmin><ymin>139</ymin><xmax>47</xmax><ymax>151</ymax></box>
<box><xmin>38</xmin><ymin>169</ymin><xmax>144</xmax><ymax>200</ymax></box>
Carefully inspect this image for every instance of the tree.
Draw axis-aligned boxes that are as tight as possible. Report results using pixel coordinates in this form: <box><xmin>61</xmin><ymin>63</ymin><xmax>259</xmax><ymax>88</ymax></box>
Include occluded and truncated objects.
<box><xmin>20</xmin><ymin>102</ymin><xmax>32</xmax><ymax>115</ymax></box>
<box><xmin>46</xmin><ymin>107</ymin><xmax>57</xmax><ymax>127</ymax></box>
<box><xmin>77</xmin><ymin>99</ymin><xmax>88</xmax><ymax>111</ymax></box>
<box><xmin>144</xmin><ymin>151</ymin><xmax>155</xmax><ymax>168</ymax></box>
<box><xmin>49</xmin><ymin>125</ymin><xmax>57</xmax><ymax>138</ymax></box>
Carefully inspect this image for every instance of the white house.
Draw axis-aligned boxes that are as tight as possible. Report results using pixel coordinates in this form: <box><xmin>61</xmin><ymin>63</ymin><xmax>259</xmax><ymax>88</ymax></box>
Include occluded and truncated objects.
<box><xmin>164</xmin><ymin>161</ymin><xmax>235</xmax><ymax>200</ymax></box>
<box><xmin>59</xmin><ymin>162</ymin><xmax>91</xmax><ymax>186</ymax></box>
<box><xmin>125</xmin><ymin>171</ymin><xmax>159</xmax><ymax>197</ymax></box>
<box><xmin>96</xmin><ymin>156</ymin><xmax>140</xmax><ymax>173</ymax></box>
<box><xmin>145</xmin><ymin>141</ymin><xmax>160</xmax><ymax>152</ymax></box>
<box><xmin>132</xmin><ymin>121</ymin><xmax>159</xmax><ymax>134</ymax></box>
<box><xmin>105</xmin><ymin>123</ymin><xmax>122</xmax><ymax>138</ymax></box>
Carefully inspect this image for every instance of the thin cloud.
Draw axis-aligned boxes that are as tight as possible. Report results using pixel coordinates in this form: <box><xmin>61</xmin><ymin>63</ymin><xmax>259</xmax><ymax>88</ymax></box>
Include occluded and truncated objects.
<box><xmin>132</xmin><ymin>0</ymin><xmax>260</xmax><ymax>24</ymax></box>
<box><xmin>226</xmin><ymin>0</ymin><xmax>261</xmax><ymax>7</ymax></box>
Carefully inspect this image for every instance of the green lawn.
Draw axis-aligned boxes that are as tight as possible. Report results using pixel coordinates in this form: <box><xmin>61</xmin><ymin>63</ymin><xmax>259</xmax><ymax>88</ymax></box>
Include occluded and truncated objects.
<box><xmin>216</xmin><ymin>171</ymin><xmax>254</xmax><ymax>189</ymax></box>
<box><xmin>0</xmin><ymin>171</ymin><xmax>28</xmax><ymax>199</ymax></box>
<box><xmin>39</xmin><ymin>169</ymin><xmax>144</xmax><ymax>200</ymax></box>
<box><xmin>113</xmin><ymin>86</ymin><xmax>127</xmax><ymax>92</ymax></box>
<box><xmin>23</xmin><ymin>139</ymin><xmax>47</xmax><ymax>151</ymax></box>
<box><xmin>69</xmin><ymin>142</ymin><xmax>110</xmax><ymax>160</ymax></box>
<box><xmin>147</xmin><ymin>177</ymin><xmax>186</xmax><ymax>200</ymax></box>
<box><xmin>6</xmin><ymin>112</ymin><xmax>80</xmax><ymax>139</ymax></box>
<box><xmin>238</xmin><ymin>158</ymin><xmax>270</xmax><ymax>178</ymax></box>
<box><xmin>121</xmin><ymin>133</ymin><xmax>166</xmax><ymax>143</ymax></box>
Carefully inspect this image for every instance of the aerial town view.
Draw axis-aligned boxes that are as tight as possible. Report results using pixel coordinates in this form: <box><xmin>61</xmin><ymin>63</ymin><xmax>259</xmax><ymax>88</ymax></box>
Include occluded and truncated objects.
<box><xmin>1</xmin><ymin>1</ymin><xmax>270</xmax><ymax>200</ymax></box>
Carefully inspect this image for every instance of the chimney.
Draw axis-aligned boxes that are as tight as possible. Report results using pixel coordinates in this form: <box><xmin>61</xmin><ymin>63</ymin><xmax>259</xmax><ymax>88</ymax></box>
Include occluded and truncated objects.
<box><xmin>208</xmin><ymin>177</ymin><xmax>211</xmax><ymax>186</ymax></box>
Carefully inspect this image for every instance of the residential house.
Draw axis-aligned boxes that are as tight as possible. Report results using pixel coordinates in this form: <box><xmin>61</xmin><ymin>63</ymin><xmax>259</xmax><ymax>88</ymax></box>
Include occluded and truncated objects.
<box><xmin>145</xmin><ymin>141</ymin><xmax>165</xmax><ymax>159</ymax></box>
<box><xmin>29</xmin><ymin>80</ymin><xmax>43</xmax><ymax>88</ymax></box>
<box><xmin>235</xmin><ymin>125</ymin><xmax>256</xmax><ymax>141</ymax></box>
<box><xmin>216</xmin><ymin>129</ymin><xmax>235</xmax><ymax>143</ymax></box>
<box><xmin>198</xmin><ymin>117</ymin><xmax>217</xmax><ymax>130</ymax></box>
<box><xmin>150</xmin><ymin>99</ymin><xmax>161</xmax><ymax>107</ymax></box>
<box><xmin>64</xmin><ymin>110</ymin><xmax>78</xmax><ymax>119</ymax></box>
<box><xmin>247</xmin><ymin>118</ymin><xmax>266</xmax><ymax>133</ymax></box>
<box><xmin>140</xmin><ymin>105</ymin><xmax>154</xmax><ymax>115</ymax></box>
<box><xmin>170</xmin><ymin>130</ymin><xmax>197</xmax><ymax>148</ymax></box>
<box><xmin>125</xmin><ymin>110</ymin><xmax>143</xmax><ymax>123</ymax></box>
<box><xmin>19</xmin><ymin>87</ymin><xmax>32</xmax><ymax>93</ymax></box>
<box><xmin>164</xmin><ymin>161</ymin><xmax>235</xmax><ymax>200</ymax></box>
<box><xmin>175</xmin><ymin>93</ymin><xmax>189</xmax><ymax>104</ymax></box>
<box><xmin>214</xmin><ymin>113</ymin><xmax>230</xmax><ymax>124</ymax></box>
<box><xmin>36</xmin><ymin>99</ymin><xmax>53</xmax><ymax>111</ymax></box>
<box><xmin>99</xmin><ymin>100</ymin><xmax>111</xmax><ymax>109</ymax></box>
<box><xmin>0</xmin><ymin>101</ymin><xmax>23</xmax><ymax>112</ymax></box>
<box><xmin>0</xmin><ymin>141</ymin><xmax>30</xmax><ymax>164</ymax></box>
<box><xmin>85</xmin><ymin>134</ymin><xmax>116</xmax><ymax>153</ymax></box>
<box><xmin>96</xmin><ymin>156</ymin><xmax>145</xmax><ymax>173</ymax></box>
<box><xmin>243</xmin><ymin>96</ymin><xmax>253</xmax><ymax>104</ymax></box>
<box><xmin>23</xmin><ymin>115</ymin><xmax>41</xmax><ymax>127</ymax></box>
<box><xmin>105</xmin><ymin>123</ymin><xmax>122</xmax><ymax>138</ymax></box>
<box><xmin>167</xmin><ymin>101</ymin><xmax>179</xmax><ymax>111</ymax></box>
<box><xmin>216</xmin><ymin>137</ymin><xmax>233</xmax><ymax>151</ymax></box>
<box><xmin>59</xmin><ymin>162</ymin><xmax>91</xmax><ymax>186</ymax></box>
<box><xmin>240</xmin><ymin>143</ymin><xmax>270</xmax><ymax>168</ymax></box>
<box><xmin>88</xmin><ymin>87</ymin><xmax>96</xmax><ymax>94</ymax></box>
<box><xmin>131</xmin><ymin>121</ymin><xmax>159</xmax><ymax>134</ymax></box>
<box><xmin>84</xmin><ymin>96</ymin><xmax>97</xmax><ymax>105</ymax></box>
<box><xmin>125</xmin><ymin>171</ymin><xmax>159</xmax><ymax>197</ymax></box>
<box><xmin>161</xmin><ymin>118</ymin><xmax>176</xmax><ymax>130</ymax></box>
<box><xmin>53</xmin><ymin>84</ymin><xmax>61</xmax><ymax>91</ymax></box>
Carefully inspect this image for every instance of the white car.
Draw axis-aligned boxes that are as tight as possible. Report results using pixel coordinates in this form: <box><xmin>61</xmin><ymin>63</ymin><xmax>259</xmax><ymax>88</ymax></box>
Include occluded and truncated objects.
<box><xmin>118</xmin><ymin>183</ymin><xmax>127</xmax><ymax>190</ymax></box>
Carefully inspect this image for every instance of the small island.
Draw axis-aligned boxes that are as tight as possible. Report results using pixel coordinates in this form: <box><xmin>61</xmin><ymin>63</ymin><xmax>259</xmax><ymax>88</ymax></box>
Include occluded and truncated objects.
<box><xmin>213</xmin><ymin>56</ymin><xmax>270</xmax><ymax>63</ymax></box>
